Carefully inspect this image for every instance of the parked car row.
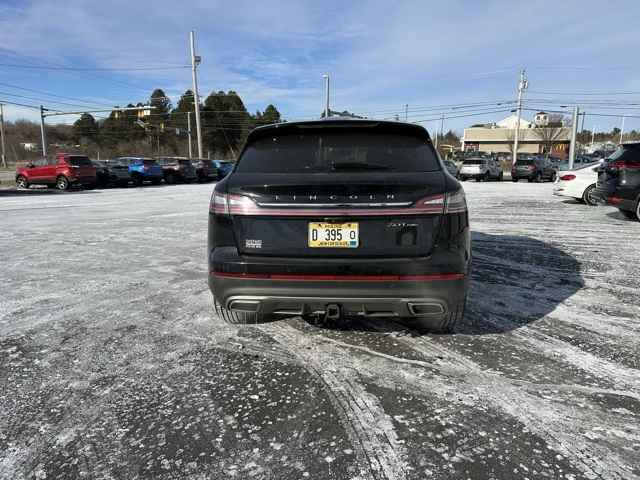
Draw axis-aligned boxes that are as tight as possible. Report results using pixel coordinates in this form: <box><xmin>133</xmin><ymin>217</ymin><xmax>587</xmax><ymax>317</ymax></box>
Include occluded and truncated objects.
<box><xmin>15</xmin><ymin>153</ymin><xmax>234</xmax><ymax>190</ymax></box>
<box><xmin>554</xmin><ymin>142</ymin><xmax>640</xmax><ymax>221</ymax></box>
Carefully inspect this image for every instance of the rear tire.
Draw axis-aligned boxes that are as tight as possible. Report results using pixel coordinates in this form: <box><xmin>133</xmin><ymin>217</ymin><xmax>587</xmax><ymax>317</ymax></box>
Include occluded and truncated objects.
<box><xmin>133</xmin><ymin>174</ymin><xmax>143</xmax><ymax>187</ymax></box>
<box><xmin>619</xmin><ymin>209</ymin><xmax>637</xmax><ymax>220</ymax></box>
<box><xmin>512</xmin><ymin>178</ymin><xmax>518</xmax><ymax>183</ymax></box>
<box><xmin>55</xmin><ymin>175</ymin><xmax>69</xmax><ymax>191</ymax></box>
<box><xmin>535</xmin><ymin>172</ymin><xmax>543</xmax><ymax>183</ymax></box>
<box><xmin>16</xmin><ymin>175</ymin><xmax>29</xmax><ymax>189</ymax></box>
<box><xmin>498</xmin><ymin>172</ymin><xmax>504</xmax><ymax>181</ymax></box>
<box><xmin>550</xmin><ymin>171</ymin><xmax>558</xmax><ymax>182</ymax></box>
<box><xmin>582</xmin><ymin>184</ymin><xmax>598</xmax><ymax>206</ymax></box>
<box><xmin>151</xmin><ymin>178</ymin><xmax>162</xmax><ymax>185</ymax></box>
<box><xmin>164</xmin><ymin>172</ymin><xmax>175</xmax><ymax>184</ymax></box>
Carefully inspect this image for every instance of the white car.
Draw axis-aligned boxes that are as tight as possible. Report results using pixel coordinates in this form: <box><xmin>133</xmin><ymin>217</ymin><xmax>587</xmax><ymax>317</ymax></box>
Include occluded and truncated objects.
<box><xmin>553</xmin><ymin>162</ymin><xmax>601</xmax><ymax>205</ymax></box>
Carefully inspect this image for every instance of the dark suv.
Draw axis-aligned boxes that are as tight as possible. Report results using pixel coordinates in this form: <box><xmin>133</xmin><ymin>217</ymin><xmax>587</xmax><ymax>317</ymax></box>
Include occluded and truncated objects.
<box><xmin>208</xmin><ymin>120</ymin><xmax>471</xmax><ymax>332</ymax></box>
<box><xmin>512</xmin><ymin>155</ymin><xmax>557</xmax><ymax>182</ymax></box>
<box><xmin>594</xmin><ymin>142</ymin><xmax>640</xmax><ymax>221</ymax></box>
<box><xmin>157</xmin><ymin>157</ymin><xmax>197</xmax><ymax>184</ymax></box>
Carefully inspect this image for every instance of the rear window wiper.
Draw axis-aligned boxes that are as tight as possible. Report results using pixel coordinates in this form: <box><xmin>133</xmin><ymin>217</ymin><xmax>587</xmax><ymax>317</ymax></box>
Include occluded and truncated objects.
<box><xmin>331</xmin><ymin>161</ymin><xmax>391</xmax><ymax>171</ymax></box>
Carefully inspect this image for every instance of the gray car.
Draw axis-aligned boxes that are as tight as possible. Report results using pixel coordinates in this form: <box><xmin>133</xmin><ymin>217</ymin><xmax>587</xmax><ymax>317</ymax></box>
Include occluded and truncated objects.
<box><xmin>459</xmin><ymin>154</ymin><xmax>503</xmax><ymax>182</ymax></box>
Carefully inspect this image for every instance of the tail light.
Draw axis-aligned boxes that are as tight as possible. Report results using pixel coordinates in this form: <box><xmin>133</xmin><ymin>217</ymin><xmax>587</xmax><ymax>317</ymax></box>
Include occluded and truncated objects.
<box><xmin>210</xmin><ymin>191</ymin><xmax>465</xmax><ymax>216</ymax></box>
<box><xmin>560</xmin><ymin>174</ymin><xmax>576</xmax><ymax>181</ymax></box>
<box><xmin>444</xmin><ymin>189</ymin><xmax>467</xmax><ymax>214</ymax></box>
<box><xmin>527</xmin><ymin>166</ymin><xmax>534</xmax><ymax>171</ymax></box>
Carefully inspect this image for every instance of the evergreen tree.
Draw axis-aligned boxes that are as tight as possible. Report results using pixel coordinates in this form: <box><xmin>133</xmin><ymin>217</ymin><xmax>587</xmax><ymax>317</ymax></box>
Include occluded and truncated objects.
<box><xmin>73</xmin><ymin>113</ymin><xmax>98</xmax><ymax>144</ymax></box>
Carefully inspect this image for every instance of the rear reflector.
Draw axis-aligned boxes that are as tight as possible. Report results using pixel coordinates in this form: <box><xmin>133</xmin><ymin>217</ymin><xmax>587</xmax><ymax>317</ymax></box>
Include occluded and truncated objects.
<box><xmin>560</xmin><ymin>174</ymin><xmax>576</xmax><ymax>181</ymax></box>
<box><xmin>608</xmin><ymin>196</ymin><xmax>623</xmax><ymax>205</ymax></box>
<box><xmin>212</xmin><ymin>271</ymin><xmax>464</xmax><ymax>281</ymax></box>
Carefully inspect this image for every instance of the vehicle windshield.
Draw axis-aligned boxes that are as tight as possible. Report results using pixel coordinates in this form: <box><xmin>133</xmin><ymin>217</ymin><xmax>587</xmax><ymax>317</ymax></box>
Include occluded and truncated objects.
<box><xmin>463</xmin><ymin>159</ymin><xmax>485</xmax><ymax>165</ymax></box>
<box><xmin>236</xmin><ymin>131</ymin><xmax>440</xmax><ymax>173</ymax></box>
<box><xmin>68</xmin><ymin>156</ymin><xmax>92</xmax><ymax>166</ymax></box>
<box><xmin>178</xmin><ymin>160</ymin><xmax>192</xmax><ymax>165</ymax></box>
<box><xmin>517</xmin><ymin>159</ymin><xmax>535</xmax><ymax>165</ymax></box>
<box><xmin>143</xmin><ymin>159</ymin><xmax>157</xmax><ymax>166</ymax></box>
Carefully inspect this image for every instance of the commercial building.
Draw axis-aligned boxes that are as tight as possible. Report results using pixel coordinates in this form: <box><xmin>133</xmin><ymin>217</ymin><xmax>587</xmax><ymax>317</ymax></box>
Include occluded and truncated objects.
<box><xmin>462</xmin><ymin>113</ymin><xmax>571</xmax><ymax>158</ymax></box>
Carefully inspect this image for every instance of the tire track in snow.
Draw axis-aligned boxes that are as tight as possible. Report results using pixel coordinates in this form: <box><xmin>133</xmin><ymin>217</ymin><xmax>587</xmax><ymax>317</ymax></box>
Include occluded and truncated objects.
<box><xmin>258</xmin><ymin>321</ymin><xmax>409</xmax><ymax>480</ymax></box>
<box><xmin>360</xmin><ymin>319</ymin><xmax>638</xmax><ymax>480</ymax></box>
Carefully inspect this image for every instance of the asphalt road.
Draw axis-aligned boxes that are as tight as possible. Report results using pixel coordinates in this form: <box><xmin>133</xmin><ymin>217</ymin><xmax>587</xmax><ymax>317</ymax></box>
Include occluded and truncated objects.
<box><xmin>1</xmin><ymin>181</ymin><xmax>639</xmax><ymax>480</ymax></box>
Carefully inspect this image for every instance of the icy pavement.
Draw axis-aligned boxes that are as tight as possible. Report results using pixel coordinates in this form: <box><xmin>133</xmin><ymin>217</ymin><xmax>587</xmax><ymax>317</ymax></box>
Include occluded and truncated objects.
<box><xmin>1</xmin><ymin>182</ymin><xmax>639</xmax><ymax>480</ymax></box>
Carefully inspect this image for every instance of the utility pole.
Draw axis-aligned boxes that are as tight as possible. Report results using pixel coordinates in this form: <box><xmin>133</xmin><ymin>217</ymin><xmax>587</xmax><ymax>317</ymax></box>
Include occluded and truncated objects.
<box><xmin>568</xmin><ymin>105</ymin><xmax>579</xmax><ymax>170</ymax></box>
<box><xmin>187</xmin><ymin>111</ymin><xmax>193</xmax><ymax>159</ymax></box>
<box><xmin>0</xmin><ymin>103</ymin><xmax>6</xmax><ymax>168</ymax></box>
<box><xmin>620</xmin><ymin>116</ymin><xmax>625</xmax><ymax>144</ymax></box>
<box><xmin>322</xmin><ymin>74</ymin><xmax>330</xmax><ymax>118</ymax></box>
<box><xmin>190</xmin><ymin>30</ymin><xmax>203</xmax><ymax>158</ymax></box>
<box><xmin>512</xmin><ymin>69</ymin><xmax>528</xmax><ymax>165</ymax></box>
<box><xmin>39</xmin><ymin>105</ymin><xmax>47</xmax><ymax>160</ymax></box>
<box><xmin>404</xmin><ymin>104</ymin><xmax>409</xmax><ymax>122</ymax></box>
<box><xmin>580</xmin><ymin>112</ymin><xmax>586</xmax><ymax>133</ymax></box>
<box><xmin>440</xmin><ymin>112</ymin><xmax>445</xmax><ymax>144</ymax></box>
<box><xmin>591</xmin><ymin>125</ymin><xmax>596</xmax><ymax>147</ymax></box>
<box><xmin>434</xmin><ymin>120</ymin><xmax>439</xmax><ymax>150</ymax></box>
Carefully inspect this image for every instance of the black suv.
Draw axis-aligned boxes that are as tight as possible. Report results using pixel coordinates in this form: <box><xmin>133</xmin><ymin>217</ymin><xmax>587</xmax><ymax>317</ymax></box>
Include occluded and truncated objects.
<box><xmin>594</xmin><ymin>142</ymin><xmax>640</xmax><ymax>221</ymax></box>
<box><xmin>511</xmin><ymin>155</ymin><xmax>558</xmax><ymax>182</ymax></box>
<box><xmin>208</xmin><ymin>120</ymin><xmax>471</xmax><ymax>332</ymax></box>
<box><xmin>157</xmin><ymin>157</ymin><xmax>197</xmax><ymax>184</ymax></box>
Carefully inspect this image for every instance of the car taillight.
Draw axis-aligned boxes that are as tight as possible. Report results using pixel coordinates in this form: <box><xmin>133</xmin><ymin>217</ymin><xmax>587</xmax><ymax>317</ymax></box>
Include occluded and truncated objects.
<box><xmin>527</xmin><ymin>166</ymin><xmax>534</xmax><ymax>171</ymax></box>
<box><xmin>444</xmin><ymin>189</ymin><xmax>467</xmax><ymax>214</ymax></box>
<box><xmin>560</xmin><ymin>174</ymin><xmax>576</xmax><ymax>181</ymax></box>
<box><xmin>210</xmin><ymin>192</ymin><xmax>458</xmax><ymax>216</ymax></box>
<box><xmin>210</xmin><ymin>192</ymin><xmax>255</xmax><ymax>215</ymax></box>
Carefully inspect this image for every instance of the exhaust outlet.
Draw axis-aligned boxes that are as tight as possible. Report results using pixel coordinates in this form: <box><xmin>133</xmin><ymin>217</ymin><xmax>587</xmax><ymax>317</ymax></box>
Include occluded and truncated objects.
<box><xmin>325</xmin><ymin>303</ymin><xmax>341</xmax><ymax>320</ymax></box>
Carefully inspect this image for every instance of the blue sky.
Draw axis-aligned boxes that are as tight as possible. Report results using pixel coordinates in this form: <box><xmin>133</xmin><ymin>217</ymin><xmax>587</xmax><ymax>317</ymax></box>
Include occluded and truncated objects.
<box><xmin>1</xmin><ymin>0</ymin><xmax>640</xmax><ymax>134</ymax></box>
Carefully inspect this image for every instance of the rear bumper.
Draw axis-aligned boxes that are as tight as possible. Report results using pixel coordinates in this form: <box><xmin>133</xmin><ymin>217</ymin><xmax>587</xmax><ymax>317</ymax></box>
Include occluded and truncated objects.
<box><xmin>210</xmin><ymin>273</ymin><xmax>467</xmax><ymax>320</ymax></box>
<box><xmin>70</xmin><ymin>176</ymin><xmax>96</xmax><ymax>185</ymax></box>
<box><xmin>208</xmin><ymin>246</ymin><xmax>469</xmax><ymax>321</ymax></box>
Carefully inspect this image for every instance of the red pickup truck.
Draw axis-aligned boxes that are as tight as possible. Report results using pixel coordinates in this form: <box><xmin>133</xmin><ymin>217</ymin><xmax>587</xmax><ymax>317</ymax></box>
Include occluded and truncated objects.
<box><xmin>16</xmin><ymin>153</ymin><xmax>97</xmax><ymax>190</ymax></box>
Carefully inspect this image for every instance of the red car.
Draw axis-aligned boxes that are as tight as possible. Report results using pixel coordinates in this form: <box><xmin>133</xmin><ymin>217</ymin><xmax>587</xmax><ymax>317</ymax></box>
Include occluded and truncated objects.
<box><xmin>16</xmin><ymin>153</ymin><xmax>97</xmax><ymax>190</ymax></box>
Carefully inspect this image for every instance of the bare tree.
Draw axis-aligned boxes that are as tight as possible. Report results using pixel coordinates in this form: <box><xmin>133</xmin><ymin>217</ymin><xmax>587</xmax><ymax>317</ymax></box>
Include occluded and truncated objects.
<box><xmin>533</xmin><ymin>126</ymin><xmax>567</xmax><ymax>154</ymax></box>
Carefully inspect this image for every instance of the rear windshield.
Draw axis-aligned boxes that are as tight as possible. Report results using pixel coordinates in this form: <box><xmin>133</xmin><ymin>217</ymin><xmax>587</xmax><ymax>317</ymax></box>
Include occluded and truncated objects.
<box><xmin>517</xmin><ymin>159</ymin><xmax>535</xmax><ymax>165</ymax></box>
<box><xmin>463</xmin><ymin>159</ymin><xmax>484</xmax><ymax>165</ymax></box>
<box><xmin>143</xmin><ymin>160</ymin><xmax>157</xmax><ymax>166</ymax></box>
<box><xmin>178</xmin><ymin>160</ymin><xmax>192</xmax><ymax>165</ymax></box>
<box><xmin>68</xmin><ymin>156</ymin><xmax>92</xmax><ymax>166</ymax></box>
<box><xmin>236</xmin><ymin>131</ymin><xmax>440</xmax><ymax>173</ymax></box>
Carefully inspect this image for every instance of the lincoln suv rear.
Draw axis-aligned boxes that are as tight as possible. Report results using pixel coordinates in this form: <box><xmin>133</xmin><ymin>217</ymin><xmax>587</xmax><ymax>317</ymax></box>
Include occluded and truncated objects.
<box><xmin>208</xmin><ymin>120</ymin><xmax>471</xmax><ymax>332</ymax></box>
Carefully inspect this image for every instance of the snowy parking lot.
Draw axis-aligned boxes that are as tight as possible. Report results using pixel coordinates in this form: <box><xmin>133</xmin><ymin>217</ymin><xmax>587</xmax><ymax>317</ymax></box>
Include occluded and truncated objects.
<box><xmin>1</xmin><ymin>181</ymin><xmax>639</xmax><ymax>480</ymax></box>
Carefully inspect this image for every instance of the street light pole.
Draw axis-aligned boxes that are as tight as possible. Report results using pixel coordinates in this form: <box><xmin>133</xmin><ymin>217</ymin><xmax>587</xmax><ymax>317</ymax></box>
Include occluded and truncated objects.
<box><xmin>39</xmin><ymin>105</ymin><xmax>48</xmax><ymax>160</ymax></box>
<box><xmin>187</xmin><ymin>111</ymin><xmax>193</xmax><ymax>159</ymax></box>
<box><xmin>513</xmin><ymin>69</ymin><xmax>528</xmax><ymax>164</ymax></box>
<box><xmin>323</xmin><ymin>74</ymin><xmax>330</xmax><ymax>118</ymax></box>
<box><xmin>190</xmin><ymin>30</ymin><xmax>203</xmax><ymax>158</ymax></box>
<box><xmin>0</xmin><ymin>103</ymin><xmax>6</xmax><ymax>168</ymax></box>
<box><xmin>620</xmin><ymin>116</ymin><xmax>626</xmax><ymax>144</ymax></box>
<box><xmin>569</xmin><ymin>105</ymin><xmax>579</xmax><ymax>170</ymax></box>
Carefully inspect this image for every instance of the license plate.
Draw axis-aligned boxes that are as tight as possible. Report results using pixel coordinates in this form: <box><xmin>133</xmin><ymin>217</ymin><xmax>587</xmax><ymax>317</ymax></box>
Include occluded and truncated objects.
<box><xmin>308</xmin><ymin>222</ymin><xmax>359</xmax><ymax>248</ymax></box>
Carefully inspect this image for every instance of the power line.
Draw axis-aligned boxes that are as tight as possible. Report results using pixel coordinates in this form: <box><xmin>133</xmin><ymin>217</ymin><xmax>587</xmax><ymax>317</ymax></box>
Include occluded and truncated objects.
<box><xmin>0</xmin><ymin>81</ymin><xmax>117</xmax><ymax>108</ymax></box>
<box><xmin>0</xmin><ymin>90</ymin><xmax>112</xmax><ymax>111</ymax></box>
<box><xmin>0</xmin><ymin>99</ymin><xmax>44</xmax><ymax>110</ymax></box>
<box><xmin>413</xmin><ymin>108</ymin><xmax>513</xmax><ymax>123</ymax></box>
<box><xmin>0</xmin><ymin>63</ymin><xmax>190</xmax><ymax>71</ymax></box>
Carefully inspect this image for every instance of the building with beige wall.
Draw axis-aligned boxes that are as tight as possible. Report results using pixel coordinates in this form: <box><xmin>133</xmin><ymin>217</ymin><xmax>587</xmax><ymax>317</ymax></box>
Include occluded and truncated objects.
<box><xmin>462</xmin><ymin>114</ymin><xmax>571</xmax><ymax>158</ymax></box>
